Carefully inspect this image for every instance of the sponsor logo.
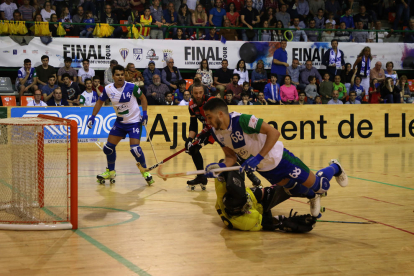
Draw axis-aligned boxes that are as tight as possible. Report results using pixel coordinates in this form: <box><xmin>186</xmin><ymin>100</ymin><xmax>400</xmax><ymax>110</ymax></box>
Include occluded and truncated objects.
<box><xmin>13</xmin><ymin>50</ymin><xmax>17</xmax><ymax>55</ymax></box>
<box><xmin>32</xmin><ymin>50</ymin><xmax>38</xmax><ymax>54</ymax></box>
<box><xmin>133</xmin><ymin>48</ymin><xmax>143</xmax><ymax>61</ymax></box>
<box><xmin>3</xmin><ymin>50</ymin><xmax>9</xmax><ymax>53</ymax></box>
<box><xmin>162</xmin><ymin>49</ymin><xmax>173</xmax><ymax>62</ymax></box>
<box><xmin>62</xmin><ymin>45</ymin><xmax>111</xmax><ymax>67</ymax></box>
<box><xmin>289</xmin><ymin>167</ymin><xmax>302</xmax><ymax>179</ymax></box>
<box><xmin>119</xmin><ymin>48</ymin><xmax>129</xmax><ymax>62</ymax></box>
<box><xmin>45</xmin><ymin>50</ymin><xmax>50</xmax><ymax>55</ymax></box>
<box><xmin>146</xmin><ymin>49</ymin><xmax>159</xmax><ymax>61</ymax></box>
<box><xmin>23</xmin><ymin>49</ymin><xmax>27</xmax><ymax>54</ymax></box>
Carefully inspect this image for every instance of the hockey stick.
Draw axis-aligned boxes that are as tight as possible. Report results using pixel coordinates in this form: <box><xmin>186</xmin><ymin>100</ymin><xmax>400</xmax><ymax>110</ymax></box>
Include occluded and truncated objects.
<box><xmin>145</xmin><ymin>125</ymin><xmax>159</xmax><ymax>164</ymax></box>
<box><xmin>317</xmin><ymin>220</ymin><xmax>376</xmax><ymax>224</ymax></box>
<box><xmin>156</xmin><ymin>165</ymin><xmax>241</xmax><ymax>181</ymax></box>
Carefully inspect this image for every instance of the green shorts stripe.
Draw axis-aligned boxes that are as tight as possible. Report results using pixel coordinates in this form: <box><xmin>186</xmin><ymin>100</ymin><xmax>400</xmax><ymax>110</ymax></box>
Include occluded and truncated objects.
<box><xmin>282</xmin><ymin>151</ymin><xmax>310</xmax><ymax>173</ymax></box>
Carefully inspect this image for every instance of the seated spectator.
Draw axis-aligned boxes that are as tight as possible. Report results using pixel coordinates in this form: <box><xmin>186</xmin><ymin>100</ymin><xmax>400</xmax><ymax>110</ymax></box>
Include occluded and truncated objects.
<box><xmin>227</xmin><ymin>0</ymin><xmax>243</xmax><ymax>12</ymax></box>
<box><xmin>224</xmin><ymin>91</ymin><xmax>239</xmax><ymax>105</ymax></box>
<box><xmin>370</xmin><ymin>61</ymin><xmax>385</xmax><ymax>84</ymax></box>
<box><xmin>36</xmin><ymin>55</ymin><xmax>56</xmax><ymax>91</ymax></box>
<box><xmin>352</xmin><ymin>21</ymin><xmax>369</xmax><ymax>43</ymax></box>
<box><xmin>368</xmin><ymin>78</ymin><xmax>381</xmax><ymax>104</ymax></box>
<box><xmin>294</xmin><ymin>91</ymin><xmax>307</xmax><ymax>105</ymax></box>
<box><xmin>321</xmin><ymin>22</ymin><xmax>335</xmax><ymax>42</ymax></box>
<box><xmin>101</xmin><ymin>5</ymin><xmax>123</xmax><ymax>38</ymax></box>
<box><xmin>226</xmin><ymin>73</ymin><xmax>243</xmax><ymax>100</ymax></box>
<box><xmin>261</xmin><ymin>7</ymin><xmax>276</xmax><ymax>27</ymax></box>
<box><xmin>189</xmin><ymin>73</ymin><xmax>210</xmax><ymax>95</ymax></box>
<box><xmin>345</xmin><ymin>91</ymin><xmax>361</xmax><ymax>104</ymax></box>
<box><xmin>319</xmin><ymin>73</ymin><xmax>334</xmax><ymax>104</ymax></box>
<box><xmin>251</xmin><ymin>60</ymin><xmax>267</xmax><ymax>91</ymax></box>
<box><xmin>192</xmin><ymin>4</ymin><xmax>208</xmax><ymax>28</ymax></box>
<box><xmin>289</xmin><ymin>17</ymin><xmax>308</xmax><ymax>42</ymax></box>
<box><xmin>79</xmin><ymin>78</ymin><xmax>99</xmax><ymax>106</ymax></box>
<box><xmin>238</xmin><ymin>92</ymin><xmax>253</xmax><ymax>105</ymax></box>
<box><xmin>298</xmin><ymin>60</ymin><xmax>322</xmax><ymax>91</ymax></box>
<box><xmin>309</xmin><ymin>0</ymin><xmax>324</xmax><ymax>20</ymax></box>
<box><xmin>272</xmin><ymin>20</ymin><xmax>285</xmax><ymax>41</ymax></box>
<box><xmin>49</xmin><ymin>14</ymin><xmax>59</xmax><ymax>37</ymax></box>
<box><xmin>241</xmin><ymin>82</ymin><xmax>256</xmax><ymax>102</ymax></box>
<box><xmin>280</xmin><ymin>75</ymin><xmax>298</xmax><ymax>104</ymax></box>
<box><xmin>306</xmin><ymin>19</ymin><xmax>319</xmax><ymax>42</ymax></box>
<box><xmin>314</xmin><ymin>8</ymin><xmax>325</xmax><ymax>29</ymax></box>
<box><xmin>27</xmin><ymin>89</ymin><xmax>48</xmax><ymax>106</ymax></box>
<box><xmin>341</xmin><ymin>63</ymin><xmax>354</xmax><ymax>91</ymax></box>
<box><xmin>240</xmin><ymin>0</ymin><xmax>260</xmax><ymax>41</ymax></box>
<box><xmin>220</xmin><ymin>19</ymin><xmax>238</xmax><ymax>40</ymax></box>
<box><xmin>40</xmin><ymin>1</ymin><xmax>55</xmax><ymax>22</ymax></box>
<box><xmin>150</xmin><ymin>0</ymin><xmax>164</xmax><ymax>39</ymax></box>
<box><xmin>105</xmin><ymin>60</ymin><xmax>118</xmax><ymax>85</ymax></box>
<box><xmin>92</xmin><ymin>76</ymin><xmax>104</xmax><ymax>95</ymax></box>
<box><xmin>59</xmin><ymin>6</ymin><xmax>73</xmax><ymax>35</ymax></box>
<box><xmin>163</xmin><ymin>2</ymin><xmax>178</xmax><ymax>37</ymax></box>
<box><xmin>60</xmin><ymin>73</ymin><xmax>81</xmax><ymax>105</ymax></box>
<box><xmin>197</xmin><ymin>59</ymin><xmax>214</xmax><ymax>87</ymax></box>
<box><xmin>324</xmin><ymin>0</ymin><xmax>341</xmax><ymax>23</ymax></box>
<box><xmin>80</xmin><ymin>10</ymin><xmax>95</xmax><ymax>38</ymax></box>
<box><xmin>173</xmin><ymin>28</ymin><xmax>187</xmax><ymax>40</ymax></box>
<box><xmin>147</xmin><ymin>74</ymin><xmax>170</xmax><ymax>105</ymax></box>
<box><xmin>384</xmin><ymin>61</ymin><xmax>398</xmax><ymax>85</ymax></box>
<box><xmin>333</xmin><ymin>75</ymin><xmax>347</xmax><ymax>101</ymax></box>
<box><xmin>322</xmin><ymin>39</ymin><xmax>345</xmax><ymax>81</ymax></box>
<box><xmin>19</xmin><ymin>0</ymin><xmax>36</xmax><ymax>21</ymax></box>
<box><xmin>325</xmin><ymin>12</ymin><xmax>336</xmax><ymax>29</ymax></box>
<box><xmin>261</xmin><ymin>21</ymin><xmax>272</xmax><ymax>41</ymax></box>
<box><xmin>206</xmin><ymin>27</ymin><xmax>220</xmax><ymax>40</ymax></box>
<box><xmin>226</xmin><ymin>3</ymin><xmax>240</xmax><ymax>26</ymax></box>
<box><xmin>17</xmin><ymin>58</ymin><xmax>38</xmax><ymax>98</ymax></box>
<box><xmin>276</xmin><ymin>4</ymin><xmax>290</xmax><ymax>29</ymax></box>
<box><xmin>335</xmin><ymin>22</ymin><xmax>352</xmax><ymax>42</ymax></box>
<box><xmin>381</xmin><ymin>77</ymin><xmax>402</xmax><ymax>103</ymax></box>
<box><xmin>174</xmin><ymin>79</ymin><xmax>187</xmax><ymax>104</ymax></box>
<box><xmin>209</xmin><ymin>0</ymin><xmax>226</xmax><ymax>27</ymax></box>
<box><xmin>369</xmin><ymin>21</ymin><xmax>392</xmax><ymax>42</ymax></box>
<box><xmin>305</xmin><ymin>76</ymin><xmax>318</xmax><ymax>104</ymax></box>
<box><xmin>297</xmin><ymin>0</ymin><xmax>309</xmax><ymax>21</ymax></box>
<box><xmin>178</xmin><ymin>4</ymin><xmax>192</xmax><ymax>35</ymax></box>
<box><xmin>0</xmin><ymin>0</ymin><xmax>18</xmax><ymax>20</ymax></box>
<box><xmin>353</xmin><ymin>6</ymin><xmax>372</xmax><ymax>30</ymax></box>
<box><xmin>397</xmin><ymin>75</ymin><xmax>413</xmax><ymax>103</ymax></box>
<box><xmin>350</xmin><ymin>71</ymin><xmax>365</xmax><ymax>101</ymax></box>
<box><xmin>287</xmin><ymin>58</ymin><xmax>303</xmax><ymax>87</ymax></box>
<box><xmin>47</xmin><ymin>87</ymin><xmax>69</xmax><ymax>106</ymax></box>
<box><xmin>58</xmin><ymin>57</ymin><xmax>77</xmax><ymax>85</ymax></box>
<box><xmin>78</xmin><ymin>59</ymin><xmax>95</xmax><ymax>90</ymax></box>
<box><xmin>340</xmin><ymin>7</ymin><xmax>354</xmax><ymax>29</ymax></box>
<box><xmin>190</xmin><ymin>29</ymin><xmax>206</xmax><ymax>40</ymax></box>
<box><xmin>315</xmin><ymin>95</ymin><xmax>322</xmax><ymax>104</ymax></box>
<box><xmin>214</xmin><ymin>59</ymin><xmax>233</xmax><ymax>97</ymax></box>
<box><xmin>403</xmin><ymin>18</ymin><xmax>414</xmax><ymax>43</ymax></box>
<box><xmin>42</xmin><ymin>75</ymin><xmax>59</xmax><ymax>102</ymax></box>
<box><xmin>163</xmin><ymin>91</ymin><xmax>175</xmax><ymax>105</ymax></box>
<box><xmin>233</xmin><ymin>59</ymin><xmax>249</xmax><ymax>86</ymax></box>
<box><xmin>114</xmin><ymin>0</ymin><xmax>131</xmax><ymax>21</ymax></box>
<box><xmin>263</xmin><ymin>74</ymin><xmax>281</xmax><ymax>105</ymax></box>
<box><xmin>72</xmin><ymin>6</ymin><xmax>85</xmax><ymax>36</ymax></box>
<box><xmin>162</xmin><ymin>58</ymin><xmax>183</xmax><ymax>92</ymax></box>
<box><xmin>253</xmin><ymin>91</ymin><xmax>268</xmax><ymax>105</ymax></box>
<box><xmin>178</xmin><ymin>90</ymin><xmax>191</xmax><ymax>105</ymax></box>
<box><xmin>327</xmin><ymin>90</ymin><xmax>343</xmax><ymax>104</ymax></box>
<box><xmin>125</xmin><ymin>63</ymin><xmax>143</xmax><ymax>86</ymax></box>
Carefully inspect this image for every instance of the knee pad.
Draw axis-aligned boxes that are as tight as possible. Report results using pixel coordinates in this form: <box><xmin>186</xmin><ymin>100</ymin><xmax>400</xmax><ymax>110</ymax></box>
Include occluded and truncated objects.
<box><xmin>313</xmin><ymin>176</ymin><xmax>330</xmax><ymax>194</ymax></box>
<box><xmin>103</xmin><ymin>142</ymin><xmax>116</xmax><ymax>156</ymax></box>
<box><xmin>130</xmin><ymin>145</ymin><xmax>143</xmax><ymax>159</ymax></box>
<box><xmin>283</xmin><ymin>179</ymin><xmax>298</xmax><ymax>195</ymax></box>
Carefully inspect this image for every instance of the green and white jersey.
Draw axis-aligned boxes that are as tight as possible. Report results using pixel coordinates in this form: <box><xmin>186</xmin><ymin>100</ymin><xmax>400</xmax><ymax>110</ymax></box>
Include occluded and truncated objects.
<box><xmin>100</xmin><ymin>82</ymin><xmax>143</xmax><ymax>124</ymax></box>
<box><xmin>79</xmin><ymin>90</ymin><xmax>99</xmax><ymax>106</ymax></box>
<box><xmin>210</xmin><ymin>112</ymin><xmax>284</xmax><ymax>172</ymax></box>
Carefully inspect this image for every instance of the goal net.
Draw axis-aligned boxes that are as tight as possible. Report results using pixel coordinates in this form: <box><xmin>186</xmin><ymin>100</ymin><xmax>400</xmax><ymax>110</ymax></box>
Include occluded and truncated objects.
<box><xmin>0</xmin><ymin>115</ymin><xmax>78</xmax><ymax>230</ymax></box>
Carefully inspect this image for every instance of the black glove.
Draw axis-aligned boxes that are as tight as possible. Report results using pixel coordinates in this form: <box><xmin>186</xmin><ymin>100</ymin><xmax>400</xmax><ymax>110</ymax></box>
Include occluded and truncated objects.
<box><xmin>277</xmin><ymin>209</ymin><xmax>316</xmax><ymax>233</ymax></box>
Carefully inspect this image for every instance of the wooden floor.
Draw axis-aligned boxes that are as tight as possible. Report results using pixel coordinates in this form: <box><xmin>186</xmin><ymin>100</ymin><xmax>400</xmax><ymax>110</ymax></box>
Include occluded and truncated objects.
<box><xmin>1</xmin><ymin>143</ymin><xmax>414</xmax><ymax>276</ymax></box>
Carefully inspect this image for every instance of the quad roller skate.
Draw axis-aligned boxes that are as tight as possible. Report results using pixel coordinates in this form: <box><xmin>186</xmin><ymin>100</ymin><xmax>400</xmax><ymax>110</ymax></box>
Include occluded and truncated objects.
<box><xmin>97</xmin><ymin>168</ymin><xmax>116</xmax><ymax>184</ymax></box>
<box><xmin>187</xmin><ymin>175</ymin><xmax>207</xmax><ymax>191</ymax></box>
<box><xmin>142</xmin><ymin>171</ymin><xmax>154</xmax><ymax>186</ymax></box>
<box><xmin>309</xmin><ymin>192</ymin><xmax>327</xmax><ymax>218</ymax></box>
<box><xmin>247</xmin><ymin>171</ymin><xmax>262</xmax><ymax>188</ymax></box>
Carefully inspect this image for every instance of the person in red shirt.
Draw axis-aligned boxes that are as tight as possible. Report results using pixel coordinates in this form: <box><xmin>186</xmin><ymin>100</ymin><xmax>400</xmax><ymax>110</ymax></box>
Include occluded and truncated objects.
<box><xmin>92</xmin><ymin>76</ymin><xmax>104</xmax><ymax>96</ymax></box>
<box><xmin>368</xmin><ymin>78</ymin><xmax>381</xmax><ymax>104</ymax></box>
<box><xmin>227</xmin><ymin>0</ymin><xmax>244</xmax><ymax>11</ymax></box>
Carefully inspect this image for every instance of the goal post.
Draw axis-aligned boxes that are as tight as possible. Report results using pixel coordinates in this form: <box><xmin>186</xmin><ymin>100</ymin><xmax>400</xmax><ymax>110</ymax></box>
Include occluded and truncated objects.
<box><xmin>0</xmin><ymin>115</ymin><xmax>78</xmax><ymax>230</ymax></box>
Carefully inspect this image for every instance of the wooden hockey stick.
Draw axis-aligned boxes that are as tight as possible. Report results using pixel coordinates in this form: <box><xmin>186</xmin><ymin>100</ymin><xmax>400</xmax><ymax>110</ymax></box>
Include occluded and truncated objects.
<box><xmin>156</xmin><ymin>165</ymin><xmax>241</xmax><ymax>181</ymax></box>
<box><xmin>145</xmin><ymin>125</ymin><xmax>159</xmax><ymax>164</ymax></box>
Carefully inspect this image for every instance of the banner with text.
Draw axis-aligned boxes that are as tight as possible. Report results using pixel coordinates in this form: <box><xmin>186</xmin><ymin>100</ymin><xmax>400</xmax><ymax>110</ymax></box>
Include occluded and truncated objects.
<box><xmin>1</xmin><ymin>37</ymin><xmax>414</xmax><ymax>70</ymax></box>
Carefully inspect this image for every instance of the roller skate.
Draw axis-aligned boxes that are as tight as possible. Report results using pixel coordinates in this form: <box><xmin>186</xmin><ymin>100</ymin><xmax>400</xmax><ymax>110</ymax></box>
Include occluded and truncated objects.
<box><xmin>308</xmin><ymin>192</ymin><xmax>327</xmax><ymax>218</ymax></box>
<box><xmin>142</xmin><ymin>171</ymin><xmax>154</xmax><ymax>186</ymax></box>
<box><xmin>247</xmin><ymin>171</ymin><xmax>262</xmax><ymax>188</ymax></box>
<box><xmin>329</xmin><ymin>159</ymin><xmax>348</xmax><ymax>187</ymax></box>
<box><xmin>97</xmin><ymin>168</ymin><xmax>116</xmax><ymax>184</ymax></box>
<box><xmin>187</xmin><ymin>175</ymin><xmax>207</xmax><ymax>191</ymax></box>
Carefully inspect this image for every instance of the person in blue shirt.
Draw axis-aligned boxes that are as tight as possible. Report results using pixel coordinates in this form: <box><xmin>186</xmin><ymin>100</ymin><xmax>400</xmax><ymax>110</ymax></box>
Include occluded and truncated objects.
<box><xmin>80</xmin><ymin>10</ymin><xmax>95</xmax><ymax>38</ymax></box>
<box><xmin>264</xmin><ymin>74</ymin><xmax>282</xmax><ymax>105</ymax></box>
<box><xmin>143</xmin><ymin>61</ymin><xmax>161</xmax><ymax>90</ymax></box>
<box><xmin>340</xmin><ymin>7</ymin><xmax>354</xmax><ymax>29</ymax></box>
<box><xmin>163</xmin><ymin>2</ymin><xmax>178</xmax><ymax>37</ymax></box>
<box><xmin>174</xmin><ymin>79</ymin><xmax>187</xmax><ymax>104</ymax></box>
<box><xmin>209</xmin><ymin>0</ymin><xmax>226</xmax><ymax>27</ymax></box>
<box><xmin>271</xmin><ymin>39</ymin><xmax>288</xmax><ymax>86</ymax></box>
<box><xmin>205</xmin><ymin>27</ymin><xmax>220</xmax><ymax>40</ymax></box>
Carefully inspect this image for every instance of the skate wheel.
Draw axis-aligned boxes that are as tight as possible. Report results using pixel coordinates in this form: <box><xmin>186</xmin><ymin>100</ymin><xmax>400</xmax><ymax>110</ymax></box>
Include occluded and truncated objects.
<box><xmin>97</xmin><ymin>179</ymin><xmax>105</xmax><ymax>184</ymax></box>
<box><xmin>110</xmin><ymin>179</ymin><xmax>116</xmax><ymax>184</ymax></box>
<box><xmin>188</xmin><ymin>185</ymin><xmax>195</xmax><ymax>191</ymax></box>
<box><xmin>201</xmin><ymin>185</ymin><xmax>206</xmax><ymax>191</ymax></box>
<box><xmin>320</xmin><ymin>206</ymin><xmax>325</xmax><ymax>213</ymax></box>
<box><xmin>321</xmin><ymin>192</ymin><xmax>328</xmax><ymax>197</ymax></box>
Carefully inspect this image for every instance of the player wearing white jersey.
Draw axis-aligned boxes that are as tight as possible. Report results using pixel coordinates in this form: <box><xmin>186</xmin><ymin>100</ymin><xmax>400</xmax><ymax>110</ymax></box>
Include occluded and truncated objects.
<box><xmin>202</xmin><ymin>98</ymin><xmax>348</xmax><ymax>217</ymax></box>
<box><xmin>87</xmin><ymin>65</ymin><xmax>154</xmax><ymax>185</ymax></box>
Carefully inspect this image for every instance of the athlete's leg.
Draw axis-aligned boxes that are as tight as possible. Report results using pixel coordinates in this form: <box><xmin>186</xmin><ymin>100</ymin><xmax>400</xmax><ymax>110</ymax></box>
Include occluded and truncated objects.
<box><xmin>105</xmin><ymin>135</ymin><xmax>123</xmax><ymax>171</ymax></box>
<box><xmin>129</xmin><ymin>138</ymin><xmax>146</xmax><ymax>167</ymax></box>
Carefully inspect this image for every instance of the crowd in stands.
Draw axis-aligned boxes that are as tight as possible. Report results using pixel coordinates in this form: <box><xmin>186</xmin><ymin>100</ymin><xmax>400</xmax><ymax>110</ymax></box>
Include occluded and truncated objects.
<box><xmin>1</xmin><ymin>0</ymin><xmax>414</xmax><ymax>42</ymax></box>
<box><xmin>6</xmin><ymin>40</ymin><xmax>413</xmax><ymax>107</ymax></box>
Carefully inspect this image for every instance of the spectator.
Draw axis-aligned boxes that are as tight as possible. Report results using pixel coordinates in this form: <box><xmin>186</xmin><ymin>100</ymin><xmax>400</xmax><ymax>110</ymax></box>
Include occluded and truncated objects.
<box><xmin>271</xmin><ymin>39</ymin><xmax>288</xmax><ymax>86</ymax></box>
<box><xmin>276</xmin><ymin>4</ymin><xmax>290</xmax><ymax>29</ymax></box>
<box><xmin>186</xmin><ymin>0</ymin><xmax>197</xmax><ymax>13</ymax></box>
<box><xmin>319</xmin><ymin>72</ymin><xmax>334</xmax><ymax>104</ymax></box>
<box><xmin>10</xmin><ymin>69</ymin><xmax>26</xmax><ymax>99</ymax></box>
<box><xmin>305</xmin><ymin>75</ymin><xmax>318</xmax><ymax>104</ymax></box>
<box><xmin>163</xmin><ymin>91</ymin><xmax>175</xmax><ymax>105</ymax></box>
<box><xmin>79</xmin><ymin>78</ymin><xmax>99</xmax><ymax>107</ymax></box>
<box><xmin>192</xmin><ymin>4</ymin><xmax>208</xmax><ymax>28</ymax></box>
<box><xmin>293</xmin><ymin>91</ymin><xmax>307</xmax><ymax>105</ymax></box>
<box><xmin>233</xmin><ymin>59</ymin><xmax>249</xmax><ymax>86</ymax></box>
<box><xmin>352</xmin><ymin>21</ymin><xmax>369</xmax><ymax>43</ymax></box>
<box><xmin>280</xmin><ymin>75</ymin><xmax>298</xmax><ymax>104</ymax></box>
<box><xmin>286</xmin><ymin>58</ymin><xmax>303</xmax><ymax>87</ymax></box>
<box><xmin>40</xmin><ymin>1</ymin><xmax>55</xmax><ymax>22</ymax></box>
<box><xmin>147</xmin><ymin>74</ymin><xmax>170</xmax><ymax>105</ymax></box>
<box><xmin>199</xmin><ymin>0</ymin><xmax>213</xmax><ymax>14</ymax></box>
<box><xmin>209</xmin><ymin>0</ymin><xmax>226</xmax><ymax>27</ymax></box>
<box><xmin>80</xmin><ymin>10</ymin><xmax>95</xmax><ymax>38</ymax></box>
<box><xmin>314</xmin><ymin>95</ymin><xmax>322</xmax><ymax>104</ymax></box>
<box><xmin>47</xmin><ymin>88</ymin><xmax>69</xmax><ymax>106</ymax></box>
<box><xmin>404</xmin><ymin>18</ymin><xmax>414</xmax><ymax>43</ymax></box>
<box><xmin>370</xmin><ymin>61</ymin><xmax>385</xmax><ymax>84</ymax></box>
<box><xmin>78</xmin><ymin>59</ymin><xmax>95</xmax><ymax>91</ymax></box>
<box><xmin>226</xmin><ymin>3</ymin><xmax>240</xmax><ymax>26</ymax></box>
<box><xmin>49</xmin><ymin>14</ymin><xmax>60</xmax><ymax>37</ymax></box>
<box><xmin>163</xmin><ymin>2</ymin><xmax>178</xmax><ymax>37</ymax></box>
<box><xmin>369</xmin><ymin>21</ymin><xmax>392</xmax><ymax>42</ymax></box>
<box><xmin>19</xmin><ymin>0</ymin><xmax>36</xmax><ymax>21</ymax></box>
<box><xmin>101</xmin><ymin>5</ymin><xmax>122</xmax><ymax>38</ymax></box>
<box><xmin>130</xmin><ymin>0</ymin><xmax>145</xmax><ymax>15</ymax></box>
<box><xmin>190</xmin><ymin>29</ymin><xmax>206</xmax><ymax>40</ymax></box>
<box><xmin>335</xmin><ymin>22</ymin><xmax>352</xmax><ymax>42</ymax></box>
<box><xmin>298</xmin><ymin>60</ymin><xmax>322</xmax><ymax>91</ymax></box>
<box><xmin>227</xmin><ymin>0</ymin><xmax>243</xmax><ymax>12</ymax></box>
<box><xmin>35</xmin><ymin>55</ymin><xmax>56</xmax><ymax>91</ymax></box>
<box><xmin>178</xmin><ymin>90</ymin><xmax>191</xmax><ymax>105</ymax></box>
<box><xmin>398</xmin><ymin>75</ymin><xmax>413</xmax><ymax>103</ymax></box>
<box><xmin>173</xmin><ymin>28</ymin><xmax>187</xmax><ymax>39</ymax></box>
<box><xmin>393</xmin><ymin>0</ymin><xmax>411</xmax><ymax>30</ymax></box>
<box><xmin>263</xmin><ymin>74</ymin><xmax>282</xmax><ymax>105</ymax></box>
<box><xmin>322</xmin><ymin>39</ymin><xmax>345</xmax><ymax>81</ymax></box>
<box><xmin>261</xmin><ymin>20</ymin><xmax>272</xmax><ymax>41</ymax></box>
<box><xmin>314</xmin><ymin>8</ymin><xmax>325</xmax><ymax>29</ymax></box>
<box><xmin>162</xmin><ymin>58</ymin><xmax>183</xmax><ymax>92</ymax></box>
<box><xmin>206</xmin><ymin>27</ymin><xmax>220</xmax><ymax>40</ymax></box>
<box><xmin>0</xmin><ymin>0</ymin><xmax>17</xmax><ymax>20</ymax></box>
<box><xmin>42</xmin><ymin>75</ymin><xmax>59</xmax><ymax>102</ymax></box>
<box><xmin>354</xmin><ymin>6</ymin><xmax>372</xmax><ymax>30</ymax></box>
<box><xmin>178</xmin><ymin>4</ymin><xmax>192</xmax><ymax>35</ymax></box>
<box><xmin>368</xmin><ymin>78</ymin><xmax>381</xmax><ymax>104</ymax></box>
<box><xmin>238</xmin><ymin>92</ymin><xmax>254</xmax><ymax>105</ymax></box>
<box><xmin>252</xmin><ymin>0</ymin><xmax>265</xmax><ymax>16</ymax></box>
<box><xmin>114</xmin><ymin>0</ymin><xmax>131</xmax><ymax>20</ymax></box>
<box><xmin>150</xmin><ymin>0</ymin><xmax>164</xmax><ymax>39</ymax></box>
<box><xmin>353</xmin><ymin>46</ymin><xmax>372</xmax><ymax>94</ymax></box>
<box><xmin>345</xmin><ymin>91</ymin><xmax>361</xmax><ymax>104</ymax></box>
<box><xmin>59</xmin><ymin>7</ymin><xmax>73</xmax><ymax>36</ymax></box>
<box><xmin>340</xmin><ymin>7</ymin><xmax>354</xmax><ymax>29</ymax></box>
<box><xmin>272</xmin><ymin>20</ymin><xmax>285</xmax><ymax>41</ymax></box>
<box><xmin>381</xmin><ymin>77</ymin><xmax>402</xmax><ymax>103</ymax></box>
<box><xmin>297</xmin><ymin>0</ymin><xmax>309</xmax><ymax>21</ymax></box>
<box><xmin>104</xmin><ymin>60</ymin><xmax>118</xmax><ymax>85</ymax></box>
<box><xmin>173</xmin><ymin>79</ymin><xmax>187</xmax><ymax>104</ymax></box>
<box><xmin>327</xmin><ymin>90</ymin><xmax>343</xmax><ymax>104</ymax></box>
<box><xmin>261</xmin><ymin>7</ymin><xmax>276</xmax><ymax>27</ymax></box>
<box><xmin>325</xmin><ymin>0</ymin><xmax>341</xmax><ymax>22</ymax></box>
<box><xmin>350</xmin><ymin>71</ymin><xmax>365</xmax><ymax>101</ymax></box>
<box><xmin>265</xmin><ymin>0</ymin><xmax>278</xmax><ymax>11</ymax></box>
<box><xmin>27</xmin><ymin>89</ymin><xmax>47</xmax><ymax>106</ymax></box>
<box><xmin>250</xmin><ymin>60</ymin><xmax>267</xmax><ymax>91</ymax></box>
<box><xmin>125</xmin><ymin>63</ymin><xmax>143</xmax><ymax>85</ymax></box>
<box><xmin>92</xmin><ymin>76</ymin><xmax>104</xmax><ymax>95</ymax></box>
<box><xmin>253</xmin><ymin>91</ymin><xmax>268</xmax><ymax>105</ymax></box>
<box><xmin>333</xmin><ymin>75</ymin><xmax>347</xmax><ymax>101</ymax></box>
<box><xmin>325</xmin><ymin>12</ymin><xmax>336</xmax><ymax>29</ymax></box>
<box><xmin>60</xmin><ymin>73</ymin><xmax>81</xmax><ymax>105</ymax></box>
<box><xmin>240</xmin><ymin>0</ymin><xmax>260</xmax><ymax>41</ymax></box>
<box><xmin>289</xmin><ymin>17</ymin><xmax>308</xmax><ymax>41</ymax></box>
<box><xmin>226</xmin><ymin>73</ymin><xmax>243</xmax><ymax>99</ymax></box>
<box><xmin>197</xmin><ymin>59</ymin><xmax>214</xmax><ymax>87</ymax></box>
<box><xmin>306</xmin><ymin>19</ymin><xmax>319</xmax><ymax>42</ymax></box>
<box><xmin>384</xmin><ymin>61</ymin><xmax>398</xmax><ymax>85</ymax></box>
<box><xmin>189</xmin><ymin>73</ymin><xmax>210</xmax><ymax>94</ymax></box>
<box><xmin>224</xmin><ymin>91</ymin><xmax>239</xmax><ymax>105</ymax></box>
<box><xmin>214</xmin><ymin>59</ymin><xmax>233</xmax><ymax>97</ymax></box>
<box><xmin>309</xmin><ymin>0</ymin><xmax>324</xmax><ymax>19</ymax></box>
<box><xmin>241</xmin><ymin>81</ymin><xmax>256</xmax><ymax>102</ymax></box>
<box><xmin>321</xmin><ymin>22</ymin><xmax>335</xmax><ymax>42</ymax></box>
<box><xmin>341</xmin><ymin>63</ymin><xmax>354</xmax><ymax>91</ymax></box>
<box><xmin>72</xmin><ymin>6</ymin><xmax>84</xmax><ymax>36</ymax></box>
<box><xmin>220</xmin><ymin>19</ymin><xmax>238</xmax><ymax>40</ymax></box>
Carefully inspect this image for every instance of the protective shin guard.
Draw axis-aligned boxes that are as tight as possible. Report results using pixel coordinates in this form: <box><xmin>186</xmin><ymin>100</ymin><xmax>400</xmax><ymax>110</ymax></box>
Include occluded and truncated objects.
<box><xmin>317</xmin><ymin>164</ymin><xmax>340</xmax><ymax>181</ymax></box>
<box><xmin>130</xmin><ymin>144</ymin><xmax>146</xmax><ymax>168</ymax></box>
<box><xmin>103</xmin><ymin>142</ymin><xmax>116</xmax><ymax>171</ymax></box>
<box><xmin>284</xmin><ymin>179</ymin><xmax>315</xmax><ymax>198</ymax></box>
<box><xmin>311</xmin><ymin>176</ymin><xmax>331</xmax><ymax>194</ymax></box>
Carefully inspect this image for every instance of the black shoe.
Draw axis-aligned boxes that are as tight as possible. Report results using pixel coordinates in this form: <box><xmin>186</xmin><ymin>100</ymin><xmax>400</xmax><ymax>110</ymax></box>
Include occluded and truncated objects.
<box><xmin>247</xmin><ymin>171</ymin><xmax>261</xmax><ymax>187</ymax></box>
<box><xmin>187</xmin><ymin>175</ymin><xmax>208</xmax><ymax>185</ymax></box>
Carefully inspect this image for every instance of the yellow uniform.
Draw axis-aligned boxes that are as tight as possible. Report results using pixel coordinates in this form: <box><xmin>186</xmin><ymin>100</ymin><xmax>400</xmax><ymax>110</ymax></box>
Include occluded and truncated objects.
<box><xmin>139</xmin><ymin>15</ymin><xmax>152</xmax><ymax>37</ymax></box>
<box><xmin>215</xmin><ymin>178</ymin><xmax>263</xmax><ymax>231</ymax></box>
